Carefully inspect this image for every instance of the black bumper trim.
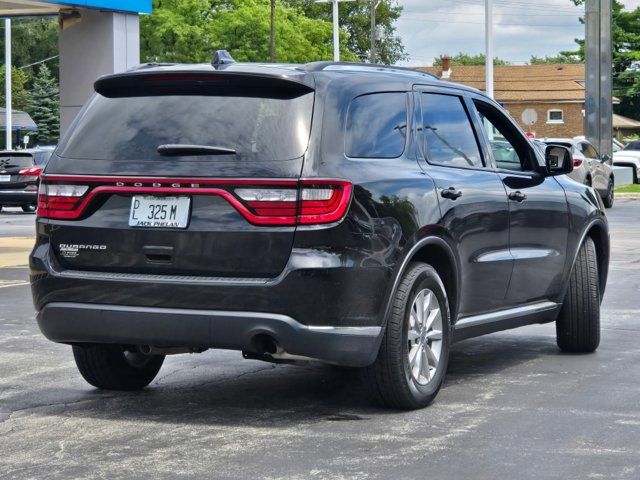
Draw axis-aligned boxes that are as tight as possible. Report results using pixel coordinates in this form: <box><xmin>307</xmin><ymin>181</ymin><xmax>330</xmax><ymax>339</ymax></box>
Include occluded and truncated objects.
<box><xmin>37</xmin><ymin>303</ymin><xmax>382</xmax><ymax>367</ymax></box>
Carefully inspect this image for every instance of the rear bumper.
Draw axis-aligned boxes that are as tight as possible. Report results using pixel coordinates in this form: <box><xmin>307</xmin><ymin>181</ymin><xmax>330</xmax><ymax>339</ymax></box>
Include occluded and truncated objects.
<box><xmin>37</xmin><ymin>302</ymin><xmax>382</xmax><ymax>367</ymax></box>
<box><xmin>0</xmin><ymin>189</ymin><xmax>37</xmax><ymax>205</ymax></box>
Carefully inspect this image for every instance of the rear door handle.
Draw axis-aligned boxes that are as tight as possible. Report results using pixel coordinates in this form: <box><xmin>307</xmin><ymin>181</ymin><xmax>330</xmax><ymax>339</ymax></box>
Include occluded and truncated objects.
<box><xmin>440</xmin><ymin>187</ymin><xmax>463</xmax><ymax>200</ymax></box>
<box><xmin>508</xmin><ymin>191</ymin><xmax>527</xmax><ymax>203</ymax></box>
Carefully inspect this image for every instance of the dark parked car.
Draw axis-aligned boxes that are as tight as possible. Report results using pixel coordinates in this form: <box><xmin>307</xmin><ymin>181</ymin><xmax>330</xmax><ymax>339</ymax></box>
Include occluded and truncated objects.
<box><xmin>0</xmin><ymin>148</ymin><xmax>52</xmax><ymax>212</ymax></box>
<box><xmin>30</xmin><ymin>56</ymin><xmax>609</xmax><ymax>409</ymax></box>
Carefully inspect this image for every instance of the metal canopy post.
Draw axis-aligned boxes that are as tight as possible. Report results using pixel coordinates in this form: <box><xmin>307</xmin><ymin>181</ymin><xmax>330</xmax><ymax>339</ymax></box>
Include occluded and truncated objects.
<box><xmin>585</xmin><ymin>0</ymin><xmax>613</xmax><ymax>158</ymax></box>
<box><xmin>4</xmin><ymin>18</ymin><xmax>11</xmax><ymax>150</ymax></box>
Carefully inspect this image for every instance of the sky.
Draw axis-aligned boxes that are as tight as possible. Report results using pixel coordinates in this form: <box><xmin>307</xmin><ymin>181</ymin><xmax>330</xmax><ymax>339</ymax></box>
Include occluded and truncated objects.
<box><xmin>396</xmin><ymin>0</ymin><xmax>640</xmax><ymax>66</ymax></box>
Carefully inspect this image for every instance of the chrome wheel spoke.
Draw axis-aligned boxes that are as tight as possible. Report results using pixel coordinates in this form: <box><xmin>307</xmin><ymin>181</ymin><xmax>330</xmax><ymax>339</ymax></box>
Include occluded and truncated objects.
<box><xmin>407</xmin><ymin>329</ymin><xmax>421</xmax><ymax>343</ymax></box>
<box><xmin>420</xmin><ymin>347</ymin><xmax>430</xmax><ymax>381</ymax></box>
<box><xmin>426</xmin><ymin>329</ymin><xmax>443</xmax><ymax>341</ymax></box>
<box><xmin>425</xmin><ymin>307</ymin><xmax>441</xmax><ymax>331</ymax></box>
<box><xmin>425</xmin><ymin>344</ymin><xmax>439</xmax><ymax>369</ymax></box>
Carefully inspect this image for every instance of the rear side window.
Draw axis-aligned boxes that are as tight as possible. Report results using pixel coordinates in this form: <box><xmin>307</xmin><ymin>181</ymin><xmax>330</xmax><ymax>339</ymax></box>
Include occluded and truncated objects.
<box><xmin>420</xmin><ymin>93</ymin><xmax>483</xmax><ymax>168</ymax></box>
<box><xmin>345</xmin><ymin>92</ymin><xmax>408</xmax><ymax>158</ymax></box>
<box><xmin>58</xmin><ymin>92</ymin><xmax>314</xmax><ymax>162</ymax></box>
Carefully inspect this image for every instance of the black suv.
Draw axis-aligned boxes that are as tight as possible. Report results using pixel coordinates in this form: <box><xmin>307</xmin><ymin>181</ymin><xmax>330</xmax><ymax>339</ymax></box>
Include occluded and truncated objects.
<box><xmin>0</xmin><ymin>149</ymin><xmax>52</xmax><ymax>212</ymax></box>
<box><xmin>30</xmin><ymin>57</ymin><xmax>609</xmax><ymax>409</ymax></box>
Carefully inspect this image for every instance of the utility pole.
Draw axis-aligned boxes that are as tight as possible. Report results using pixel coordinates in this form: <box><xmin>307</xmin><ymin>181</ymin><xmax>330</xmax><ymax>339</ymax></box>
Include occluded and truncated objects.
<box><xmin>485</xmin><ymin>0</ymin><xmax>494</xmax><ymax>98</ymax></box>
<box><xmin>370</xmin><ymin>1</ymin><xmax>381</xmax><ymax>64</ymax></box>
<box><xmin>5</xmin><ymin>18</ymin><xmax>11</xmax><ymax>150</ymax></box>
<box><xmin>585</xmin><ymin>0</ymin><xmax>612</xmax><ymax>158</ymax></box>
<box><xmin>269</xmin><ymin>0</ymin><xmax>276</xmax><ymax>62</ymax></box>
<box><xmin>316</xmin><ymin>0</ymin><xmax>355</xmax><ymax>61</ymax></box>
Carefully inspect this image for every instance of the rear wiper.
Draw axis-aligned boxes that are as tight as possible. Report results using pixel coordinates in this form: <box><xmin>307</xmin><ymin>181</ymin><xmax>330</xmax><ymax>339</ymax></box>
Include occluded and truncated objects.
<box><xmin>157</xmin><ymin>144</ymin><xmax>236</xmax><ymax>156</ymax></box>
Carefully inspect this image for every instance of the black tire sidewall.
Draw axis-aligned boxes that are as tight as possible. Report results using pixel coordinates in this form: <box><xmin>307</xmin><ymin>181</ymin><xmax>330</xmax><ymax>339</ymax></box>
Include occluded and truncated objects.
<box><xmin>399</xmin><ymin>266</ymin><xmax>451</xmax><ymax>404</ymax></box>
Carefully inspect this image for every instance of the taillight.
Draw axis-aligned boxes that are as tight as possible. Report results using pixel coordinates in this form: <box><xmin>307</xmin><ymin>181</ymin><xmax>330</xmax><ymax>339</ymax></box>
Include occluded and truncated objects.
<box><xmin>19</xmin><ymin>166</ymin><xmax>42</xmax><ymax>176</ymax></box>
<box><xmin>36</xmin><ymin>177</ymin><xmax>352</xmax><ymax>226</ymax></box>
<box><xmin>234</xmin><ymin>180</ymin><xmax>352</xmax><ymax>225</ymax></box>
<box><xmin>37</xmin><ymin>183</ymin><xmax>90</xmax><ymax>219</ymax></box>
<box><xmin>573</xmin><ymin>158</ymin><xmax>583</xmax><ymax>168</ymax></box>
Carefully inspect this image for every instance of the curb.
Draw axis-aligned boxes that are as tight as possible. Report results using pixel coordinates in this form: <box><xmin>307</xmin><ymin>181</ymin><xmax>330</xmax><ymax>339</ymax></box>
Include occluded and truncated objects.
<box><xmin>615</xmin><ymin>193</ymin><xmax>640</xmax><ymax>198</ymax></box>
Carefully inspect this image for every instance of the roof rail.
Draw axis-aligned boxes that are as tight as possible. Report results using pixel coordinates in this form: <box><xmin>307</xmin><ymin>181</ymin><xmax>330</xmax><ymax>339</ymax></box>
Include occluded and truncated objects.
<box><xmin>302</xmin><ymin>61</ymin><xmax>439</xmax><ymax>79</ymax></box>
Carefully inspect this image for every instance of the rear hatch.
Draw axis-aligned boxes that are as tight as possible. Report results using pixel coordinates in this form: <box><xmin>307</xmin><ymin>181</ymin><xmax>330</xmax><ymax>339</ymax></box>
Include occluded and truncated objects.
<box><xmin>40</xmin><ymin>69</ymin><xmax>317</xmax><ymax>278</ymax></box>
<box><xmin>0</xmin><ymin>152</ymin><xmax>38</xmax><ymax>190</ymax></box>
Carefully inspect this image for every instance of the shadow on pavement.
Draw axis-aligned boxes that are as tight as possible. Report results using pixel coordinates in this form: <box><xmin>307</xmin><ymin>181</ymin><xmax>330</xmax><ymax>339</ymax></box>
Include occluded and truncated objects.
<box><xmin>3</xmin><ymin>332</ymin><xmax>562</xmax><ymax>427</ymax></box>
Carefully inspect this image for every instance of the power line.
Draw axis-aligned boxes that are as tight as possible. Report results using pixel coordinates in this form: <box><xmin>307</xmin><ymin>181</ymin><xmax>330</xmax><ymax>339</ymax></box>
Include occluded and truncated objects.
<box><xmin>18</xmin><ymin>55</ymin><xmax>59</xmax><ymax>69</ymax></box>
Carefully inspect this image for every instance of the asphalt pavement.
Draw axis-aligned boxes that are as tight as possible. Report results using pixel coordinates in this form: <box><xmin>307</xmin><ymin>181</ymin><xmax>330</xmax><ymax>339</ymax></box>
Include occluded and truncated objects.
<box><xmin>0</xmin><ymin>202</ymin><xmax>639</xmax><ymax>479</ymax></box>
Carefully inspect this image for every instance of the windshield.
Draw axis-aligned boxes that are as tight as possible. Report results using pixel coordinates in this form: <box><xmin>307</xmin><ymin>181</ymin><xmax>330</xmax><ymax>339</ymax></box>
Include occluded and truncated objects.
<box><xmin>58</xmin><ymin>92</ymin><xmax>314</xmax><ymax>162</ymax></box>
<box><xmin>623</xmin><ymin>140</ymin><xmax>640</xmax><ymax>151</ymax></box>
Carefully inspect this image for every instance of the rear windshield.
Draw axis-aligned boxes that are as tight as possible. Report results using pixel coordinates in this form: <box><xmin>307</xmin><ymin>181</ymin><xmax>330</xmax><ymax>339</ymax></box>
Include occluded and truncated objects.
<box><xmin>0</xmin><ymin>153</ymin><xmax>34</xmax><ymax>169</ymax></box>
<box><xmin>32</xmin><ymin>150</ymin><xmax>53</xmax><ymax>165</ymax></box>
<box><xmin>58</xmin><ymin>92</ymin><xmax>314</xmax><ymax>162</ymax></box>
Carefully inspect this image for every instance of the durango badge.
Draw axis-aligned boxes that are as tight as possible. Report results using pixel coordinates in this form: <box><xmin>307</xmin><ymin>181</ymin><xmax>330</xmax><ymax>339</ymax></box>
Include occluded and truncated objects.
<box><xmin>58</xmin><ymin>243</ymin><xmax>107</xmax><ymax>259</ymax></box>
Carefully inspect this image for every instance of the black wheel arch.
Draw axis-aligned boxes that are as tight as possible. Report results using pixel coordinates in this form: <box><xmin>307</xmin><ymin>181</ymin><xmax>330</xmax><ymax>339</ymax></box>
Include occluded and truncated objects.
<box><xmin>564</xmin><ymin>219</ymin><xmax>610</xmax><ymax>302</ymax></box>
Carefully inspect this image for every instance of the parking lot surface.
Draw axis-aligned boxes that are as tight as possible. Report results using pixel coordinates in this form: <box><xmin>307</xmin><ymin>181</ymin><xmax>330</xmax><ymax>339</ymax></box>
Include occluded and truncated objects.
<box><xmin>1</xmin><ymin>201</ymin><xmax>639</xmax><ymax>480</ymax></box>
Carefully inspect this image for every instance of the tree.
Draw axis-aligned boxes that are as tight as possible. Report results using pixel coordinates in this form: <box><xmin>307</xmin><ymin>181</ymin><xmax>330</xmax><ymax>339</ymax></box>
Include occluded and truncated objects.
<box><xmin>0</xmin><ymin>18</ymin><xmax>59</xmax><ymax>80</ymax></box>
<box><xmin>285</xmin><ymin>0</ymin><xmax>406</xmax><ymax>65</ymax></box>
<box><xmin>433</xmin><ymin>53</ymin><xmax>510</xmax><ymax>67</ymax></box>
<box><xmin>529</xmin><ymin>53</ymin><xmax>582</xmax><ymax>64</ymax></box>
<box><xmin>141</xmin><ymin>0</ymin><xmax>357</xmax><ymax>64</ymax></box>
<box><xmin>566</xmin><ymin>1</ymin><xmax>640</xmax><ymax>120</ymax></box>
<box><xmin>27</xmin><ymin>64</ymin><xmax>59</xmax><ymax>144</ymax></box>
<box><xmin>0</xmin><ymin>66</ymin><xmax>30</xmax><ymax>112</ymax></box>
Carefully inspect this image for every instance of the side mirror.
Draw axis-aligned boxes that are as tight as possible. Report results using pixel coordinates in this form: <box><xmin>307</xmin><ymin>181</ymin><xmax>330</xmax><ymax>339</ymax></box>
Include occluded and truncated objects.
<box><xmin>602</xmin><ymin>154</ymin><xmax>611</xmax><ymax>164</ymax></box>
<box><xmin>545</xmin><ymin>145</ymin><xmax>573</xmax><ymax>176</ymax></box>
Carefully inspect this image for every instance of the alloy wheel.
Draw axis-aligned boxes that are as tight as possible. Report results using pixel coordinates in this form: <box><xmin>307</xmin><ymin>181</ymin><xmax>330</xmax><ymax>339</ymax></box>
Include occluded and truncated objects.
<box><xmin>407</xmin><ymin>288</ymin><xmax>443</xmax><ymax>386</ymax></box>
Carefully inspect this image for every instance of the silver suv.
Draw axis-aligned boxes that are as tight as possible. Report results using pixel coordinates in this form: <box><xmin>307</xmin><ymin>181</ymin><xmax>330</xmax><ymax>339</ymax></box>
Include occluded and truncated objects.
<box><xmin>542</xmin><ymin>138</ymin><xmax>614</xmax><ymax>208</ymax></box>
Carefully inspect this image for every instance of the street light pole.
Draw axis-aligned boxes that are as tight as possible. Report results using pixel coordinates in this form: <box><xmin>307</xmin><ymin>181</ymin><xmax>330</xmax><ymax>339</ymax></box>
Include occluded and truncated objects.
<box><xmin>5</xmin><ymin>18</ymin><xmax>11</xmax><ymax>150</ymax></box>
<box><xmin>485</xmin><ymin>0</ymin><xmax>494</xmax><ymax>98</ymax></box>
<box><xmin>269</xmin><ymin>0</ymin><xmax>276</xmax><ymax>62</ymax></box>
<box><xmin>316</xmin><ymin>0</ymin><xmax>355</xmax><ymax>62</ymax></box>
<box><xmin>370</xmin><ymin>0</ymin><xmax>381</xmax><ymax>64</ymax></box>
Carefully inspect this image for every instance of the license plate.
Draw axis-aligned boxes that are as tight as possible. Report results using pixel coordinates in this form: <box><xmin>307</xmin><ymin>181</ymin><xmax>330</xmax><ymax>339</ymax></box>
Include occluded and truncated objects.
<box><xmin>129</xmin><ymin>196</ymin><xmax>191</xmax><ymax>228</ymax></box>
<box><xmin>0</xmin><ymin>175</ymin><xmax>10</xmax><ymax>182</ymax></box>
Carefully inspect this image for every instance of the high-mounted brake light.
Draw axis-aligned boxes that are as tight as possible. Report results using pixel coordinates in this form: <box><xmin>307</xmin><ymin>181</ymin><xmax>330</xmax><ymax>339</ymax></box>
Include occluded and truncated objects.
<box><xmin>36</xmin><ymin>176</ymin><xmax>352</xmax><ymax>226</ymax></box>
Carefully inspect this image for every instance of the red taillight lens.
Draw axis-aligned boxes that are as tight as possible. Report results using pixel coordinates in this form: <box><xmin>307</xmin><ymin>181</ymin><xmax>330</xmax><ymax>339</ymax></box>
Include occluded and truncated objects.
<box><xmin>37</xmin><ymin>183</ymin><xmax>90</xmax><ymax>219</ymax></box>
<box><xmin>19</xmin><ymin>167</ymin><xmax>42</xmax><ymax>177</ymax></box>
<box><xmin>573</xmin><ymin>158</ymin><xmax>583</xmax><ymax>168</ymax></box>
<box><xmin>233</xmin><ymin>180</ymin><xmax>352</xmax><ymax>226</ymax></box>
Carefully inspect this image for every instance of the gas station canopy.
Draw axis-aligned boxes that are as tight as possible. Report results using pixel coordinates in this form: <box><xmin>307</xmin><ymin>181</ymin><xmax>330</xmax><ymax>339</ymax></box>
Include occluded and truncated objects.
<box><xmin>0</xmin><ymin>0</ymin><xmax>151</xmax><ymax>16</ymax></box>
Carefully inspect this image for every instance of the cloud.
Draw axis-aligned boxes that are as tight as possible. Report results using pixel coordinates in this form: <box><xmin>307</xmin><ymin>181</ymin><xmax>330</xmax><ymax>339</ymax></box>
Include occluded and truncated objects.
<box><xmin>395</xmin><ymin>0</ymin><xmax>634</xmax><ymax>66</ymax></box>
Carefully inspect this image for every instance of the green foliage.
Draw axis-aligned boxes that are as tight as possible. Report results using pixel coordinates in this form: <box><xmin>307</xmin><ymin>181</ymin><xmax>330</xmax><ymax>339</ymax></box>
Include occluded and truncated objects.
<box><xmin>0</xmin><ymin>66</ymin><xmax>30</xmax><ymax>112</ymax></box>
<box><xmin>433</xmin><ymin>53</ymin><xmax>510</xmax><ymax>67</ymax></box>
<box><xmin>27</xmin><ymin>64</ymin><xmax>59</xmax><ymax>145</ymax></box>
<box><xmin>285</xmin><ymin>0</ymin><xmax>406</xmax><ymax>64</ymax></box>
<box><xmin>567</xmin><ymin>0</ymin><xmax>640</xmax><ymax>120</ymax></box>
<box><xmin>0</xmin><ymin>18</ymin><xmax>59</xmax><ymax>80</ymax></box>
<box><xmin>141</xmin><ymin>0</ymin><xmax>357</xmax><ymax>63</ymax></box>
<box><xmin>529</xmin><ymin>53</ymin><xmax>582</xmax><ymax>65</ymax></box>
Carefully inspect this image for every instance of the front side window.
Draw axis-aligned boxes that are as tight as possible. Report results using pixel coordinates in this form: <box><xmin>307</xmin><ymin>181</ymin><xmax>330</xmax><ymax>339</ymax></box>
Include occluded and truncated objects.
<box><xmin>474</xmin><ymin>100</ymin><xmax>535</xmax><ymax>172</ymax></box>
<box><xmin>345</xmin><ymin>92</ymin><xmax>408</xmax><ymax>158</ymax></box>
<box><xmin>420</xmin><ymin>93</ymin><xmax>483</xmax><ymax>168</ymax></box>
<box><xmin>547</xmin><ymin>109</ymin><xmax>564</xmax><ymax>124</ymax></box>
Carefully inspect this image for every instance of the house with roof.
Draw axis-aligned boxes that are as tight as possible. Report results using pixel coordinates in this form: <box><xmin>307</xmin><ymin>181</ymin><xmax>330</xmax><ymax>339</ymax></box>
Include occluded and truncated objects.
<box><xmin>420</xmin><ymin>60</ymin><xmax>598</xmax><ymax>139</ymax></box>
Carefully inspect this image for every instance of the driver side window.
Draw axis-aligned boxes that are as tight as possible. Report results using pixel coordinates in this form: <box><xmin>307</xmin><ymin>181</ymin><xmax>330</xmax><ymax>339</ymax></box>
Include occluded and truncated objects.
<box><xmin>474</xmin><ymin>101</ymin><xmax>535</xmax><ymax>172</ymax></box>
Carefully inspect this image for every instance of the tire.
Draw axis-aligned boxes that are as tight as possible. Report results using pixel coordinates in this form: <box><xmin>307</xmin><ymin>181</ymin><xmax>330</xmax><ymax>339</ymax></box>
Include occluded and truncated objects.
<box><xmin>585</xmin><ymin>176</ymin><xmax>592</xmax><ymax>187</ymax></box>
<box><xmin>72</xmin><ymin>344</ymin><xmax>165</xmax><ymax>390</ymax></box>
<box><xmin>364</xmin><ymin>262</ymin><xmax>451</xmax><ymax>410</ymax></box>
<box><xmin>556</xmin><ymin>237</ymin><xmax>600</xmax><ymax>353</ymax></box>
<box><xmin>602</xmin><ymin>177</ymin><xmax>614</xmax><ymax>209</ymax></box>
<box><xmin>21</xmin><ymin>204</ymin><xmax>36</xmax><ymax>213</ymax></box>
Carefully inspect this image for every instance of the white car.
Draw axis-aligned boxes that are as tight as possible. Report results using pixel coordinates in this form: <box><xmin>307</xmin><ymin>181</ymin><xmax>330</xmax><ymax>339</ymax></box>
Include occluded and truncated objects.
<box><xmin>613</xmin><ymin>140</ymin><xmax>640</xmax><ymax>184</ymax></box>
<box><xmin>542</xmin><ymin>138</ymin><xmax>615</xmax><ymax>208</ymax></box>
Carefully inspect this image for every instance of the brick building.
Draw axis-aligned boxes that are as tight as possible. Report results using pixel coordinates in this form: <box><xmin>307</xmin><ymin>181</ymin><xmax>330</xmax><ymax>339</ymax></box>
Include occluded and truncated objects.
<box><xmin>420</xmin><ymin>62</ymin><xmax>590</xmax><ymax>138</ymax></box>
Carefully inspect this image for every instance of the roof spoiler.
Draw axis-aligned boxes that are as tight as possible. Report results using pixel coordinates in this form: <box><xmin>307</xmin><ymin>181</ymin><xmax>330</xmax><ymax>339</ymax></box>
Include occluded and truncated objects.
<box><xmin>94</xmin><ymin>70</ymin><xmax>314</xmax><ymax>100</ymax></box>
